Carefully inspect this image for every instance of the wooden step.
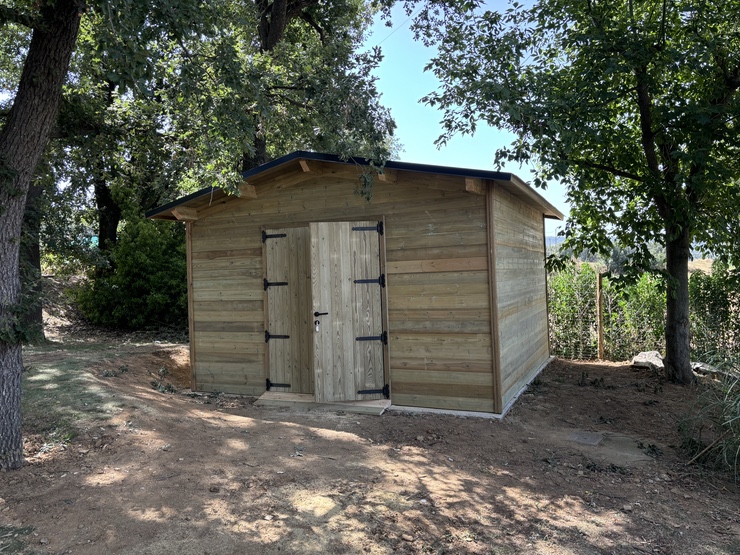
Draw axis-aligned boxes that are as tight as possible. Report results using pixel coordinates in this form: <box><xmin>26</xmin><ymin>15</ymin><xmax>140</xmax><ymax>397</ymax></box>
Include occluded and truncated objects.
<box><xmin>254</xmin><ymin>391</ymin><xmax>390</xmax><ymax>415</ymax></box>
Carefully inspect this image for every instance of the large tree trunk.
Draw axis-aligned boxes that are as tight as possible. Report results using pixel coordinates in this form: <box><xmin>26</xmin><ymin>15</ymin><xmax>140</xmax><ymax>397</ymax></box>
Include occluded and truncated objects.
<box><xmin>0</xmin><ymin>0</ymin><xmax>81</xmax><ymax>471</ymax></box>
<box><xmin>663</xmin><ymin>224</ymin><xmax>694</xmax><ymax>384</ymax></box>
<box><xmin>20</xmin><ymin>181</ymin><xmax>45</xmax><ymax>342</ymax></box>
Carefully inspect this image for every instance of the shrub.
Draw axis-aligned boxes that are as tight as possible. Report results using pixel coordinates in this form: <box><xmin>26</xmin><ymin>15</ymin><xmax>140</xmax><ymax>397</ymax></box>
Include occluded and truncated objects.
<box><xmin>547</xmin><ymin>263</ymin><xmax>598</xmax><ymax>359</ymax></box>
<box><xmin>602</xmin><ymin>273</ymin><xmax>666</xmax><ymax>360</ymax></box>
<box><xmin>681</xmin><ymin>355</ymin><xmax>740</xmax><ymax>480</ymax></box>
<box><xmin>75</xmin><ymin>218</ymin><xmax>187</xmax><ymax>329</ymax></box>
<box><xmin>689</xmin><ymin>261</ymin><xmax>740</xmax><ymax>359</ymax></box>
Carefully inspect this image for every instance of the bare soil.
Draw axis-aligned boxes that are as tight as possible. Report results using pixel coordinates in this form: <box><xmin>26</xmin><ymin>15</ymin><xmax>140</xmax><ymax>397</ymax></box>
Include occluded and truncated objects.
<box><xmin>1</xmin><ymin>310</ymin><xmax>738</xmax><ymax>553</ymax></box>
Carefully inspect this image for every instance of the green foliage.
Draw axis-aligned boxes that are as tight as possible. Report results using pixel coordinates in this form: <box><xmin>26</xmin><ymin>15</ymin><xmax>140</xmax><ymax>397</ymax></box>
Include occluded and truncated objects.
<box><xmin>413</xmin><ymin>0</ymin><xmax>740</xmax><ymax>379</ymax></box>
<box><xmin>681</xmin><ymin>356</ymin><xmax>740</xmax><ymax>480</ymax></box>
<box><xmin>602</xmin><ymin>273</ymin><xmax>666</xmax><ymax>361</ymax></box>
<box><xmin>0</xmin><ymin>300</ymin><xmax>41</xmax><ymax>344</ymax></box>
<box><xmin>419</xmin><ymin>0</ymin><xmax>740</xmax><ymax>264</ymax></box>
<box><xmin>75</xmin><ymin>218</ymin><xmax>187</xmax><ymax>329</ymax></box>
<box><xmin>549</xmin><ymin>262</ymin><xmax>740</xmax><ymax>362</ymax></box>
<box><xmin>52</xmin><ymin>0</ymin><xmax>396</xmax><ymax>208</ymax></box>
<box><xmin>689</xmin><ymin>261</ymin><xmax>740</xmax><ymax>358</ymax></box>
<box><xmin>548</xmin><ymin>265</ymin><xmax>665</xmax><ymax>360</ymax></box>
<box><xmin>547</xmin><ymin>264</ymin><xmax>598</xmax><ymax>359</ymax></box>
<box><xmin>33</xmin><ymin>0</ymin><xmax>397</xmax><ymax>320</ymax></box>
<box><xmin>150</xmin><ymin>366</ymin><xmax>176</xmax><ymax>393</ymax></box>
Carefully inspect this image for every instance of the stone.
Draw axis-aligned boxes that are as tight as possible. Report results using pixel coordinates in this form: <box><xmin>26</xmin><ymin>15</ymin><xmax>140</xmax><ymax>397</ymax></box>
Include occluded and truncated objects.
<box><xmin>631</xmin><ymin>351</ymin><xmax>664</xmax><ymax>371</ymax></box>
<box><xmin>402</xmin><ymin>534</ymin><xmax>415</xmax><ymax>542</ymax></box>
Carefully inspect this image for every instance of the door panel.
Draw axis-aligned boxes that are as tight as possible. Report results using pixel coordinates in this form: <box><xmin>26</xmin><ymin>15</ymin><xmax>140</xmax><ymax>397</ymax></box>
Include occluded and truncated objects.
<box><xmin>264</xmin><ymin>227</ymin><xmax>312</xmax><ymax>393</ymax></box>
<box><xmin>311</xmin><ymin>221</ymin><xmax>384</xmax><ymax>402</ymax></box>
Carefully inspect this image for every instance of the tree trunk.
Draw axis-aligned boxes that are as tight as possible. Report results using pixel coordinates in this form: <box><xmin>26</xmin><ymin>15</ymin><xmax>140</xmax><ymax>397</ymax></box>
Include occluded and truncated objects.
<box><xmin>94</xmin><ymin>177</ymin><xmax>122</xmax><ymax>255</ymax></box>
<box><xmin>663</xmin><ymin>224</ymin><xmax>694</xmax><ymax>384</ymax></box>
<box><xmin>20</xmin><ymin>181</ymin><xmax>45</xmax><ymax>342</ymax></box>
<box><xmin>241</xmin><ymin>134</ymin><xmax>268</xmax><ymax>172</ymax></box>
<box><xmin>0</xmin><ymin>0</ymin><xmax>81</xmax><ymax>471</ymax></box>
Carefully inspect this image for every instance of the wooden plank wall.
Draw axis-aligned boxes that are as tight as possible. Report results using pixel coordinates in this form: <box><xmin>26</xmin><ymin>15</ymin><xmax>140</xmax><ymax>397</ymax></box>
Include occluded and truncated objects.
<box><xmin>492</xmin><ymin>184</ymin><xmax>550</xmax><ymax>409</ymax></box>
<box><xmin>310</xmin><ymin>221</ymin><xmax>383</xmax><ymax>402</ymax></box>
<box><xmin>265</xmin><ymin>226</ymin><xmax>312</xmax><ymax>393</ymax></box>
<box><xmin>189</xmin><ymin>172</ymin><xmax>495</xmax><ymax>412</ymax></box>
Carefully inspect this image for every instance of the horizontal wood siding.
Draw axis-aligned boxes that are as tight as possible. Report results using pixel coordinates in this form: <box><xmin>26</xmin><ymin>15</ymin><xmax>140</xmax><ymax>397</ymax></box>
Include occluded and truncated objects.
<box><xmin>189</xmin><ymin>221</ymin><xmax>265</xmax><ymax>394</ymax></box>
<box><xmin>493</xmin><ymin>185</ymin><xmax>550</xmax><ymax>409</ymax></box>
<box><xmin>189</xmin><ymin>174</ymin><xmax>495</xmax><ymax>410</ymax></box>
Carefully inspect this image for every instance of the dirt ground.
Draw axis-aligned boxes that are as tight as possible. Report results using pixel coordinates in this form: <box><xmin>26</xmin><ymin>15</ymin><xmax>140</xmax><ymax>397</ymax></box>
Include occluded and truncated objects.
<box><xmin>1</xmin><ymin>315</ymin><xmax>739</xmax><ymax>554</ymax></box>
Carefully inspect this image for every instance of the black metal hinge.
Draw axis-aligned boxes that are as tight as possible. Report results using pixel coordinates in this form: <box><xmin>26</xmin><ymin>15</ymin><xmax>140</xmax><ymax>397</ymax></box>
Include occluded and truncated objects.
<box><xmin>357</xmin><ymin>383</ymin><xmax>390</xmax><ymax>399</ymax></box>
<box><xmin>354</xmin><ymin>274</ymin><xmax>385</xmax><ymax>287</ymax></box>
<box><xmin>264</xmin><ymin>278</ymin><xmax>289</xmax><ymax>290</ymax></box>
<box><xmin>262</xmin><ymin>230</ymin><xmax>287</xmax><ymax>243</ymax></box>
<box><xmin>266</xmin><ymin>378</ymin><xmax>291</xmax><ymax>390</ymax></box>
<box><xmin>351</xmin><ymin>221</ymin><xmax>383</xmax><ymax>235</ymax></box>
<box><xmin>355</xmin><ymin>331</ymin><xmax>388</xmax><ymax>345</ymax></box>
<box><xmin>265</xmin><ymin>330</ymin><xmax>290</xmax><ymax>342</ymax></box>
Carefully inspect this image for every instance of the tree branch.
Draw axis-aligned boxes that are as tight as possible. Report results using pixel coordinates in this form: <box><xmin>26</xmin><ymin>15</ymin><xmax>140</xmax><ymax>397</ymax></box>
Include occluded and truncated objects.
<box><xmin>564</xmin><ymin>155</ymin><xmax>644</xmax><ymax>182</ymax></box>
<box><xmin>634</xmin><ymin>66</ymin><xmax>661</xmax><ymax>177</ymax></box>
<box><xmin>301</xmin><ymin>11</ymin><xmax>325</xmax><ymax>45</ymax></box>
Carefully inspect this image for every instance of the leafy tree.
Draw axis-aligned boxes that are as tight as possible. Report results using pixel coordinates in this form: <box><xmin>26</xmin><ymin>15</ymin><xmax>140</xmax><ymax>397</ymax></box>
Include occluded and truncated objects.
<box><xmin>63</xmin><ymin>0</ymin><xmax>395</xmax><ymax>322</ymax></box>
<box><xmin>0</xmin><ymin>0</ymin><xmax>82</xmax><ymax>471</ymax></box>
<box><xmin>0</xmin><ymin>0</ymin><xmax>395</xmax><ymax>471</ymax></box>
<box><xmin>415</xmin><ymin>0</ymin><xmax>740</xmax><ymax>383</ymax></box>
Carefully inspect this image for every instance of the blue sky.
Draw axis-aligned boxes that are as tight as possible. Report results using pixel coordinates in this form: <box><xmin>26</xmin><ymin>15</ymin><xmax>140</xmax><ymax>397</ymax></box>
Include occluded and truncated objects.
<box><xmin>364</xmin><ymin>5</ymin><xmax>568</xmax><ymax>236</ymax></box>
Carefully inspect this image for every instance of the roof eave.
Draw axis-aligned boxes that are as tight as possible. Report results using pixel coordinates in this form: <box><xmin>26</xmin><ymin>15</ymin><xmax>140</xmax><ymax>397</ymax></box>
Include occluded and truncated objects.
<box><xmin>146</xmin><ymin>151</ymin><xmax>565</xmax><ymax>221</ymax></box>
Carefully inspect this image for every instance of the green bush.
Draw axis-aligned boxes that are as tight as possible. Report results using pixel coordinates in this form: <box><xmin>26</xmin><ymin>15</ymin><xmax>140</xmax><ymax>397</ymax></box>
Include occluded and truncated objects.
<box><xmin>75</xmin><ymin>218</ymin><xmax>187</xmax><ymax>329</ymax></box>
<box><xmin>548</xmin><ymin>265</ymin><xmax>665</xmax><ymax>360</ymax></box>
<box><xmin>689</xmin><ymin>261</ymin><xmax>740</xmax><ymax>359</ymax></box>
<box><xmin>681</xmin><ymin>355</ymin><xmax>740</xmax><ymax>480</ymax></box>
<box><xmin>602</xmin><ymin>273</ymin><xmax>666</xmax><ymax>360</ymax></box>
<box><xmin>547</xmin><ymin>264</ymin><xmax>598</xmax><ymax>359</ymax></box>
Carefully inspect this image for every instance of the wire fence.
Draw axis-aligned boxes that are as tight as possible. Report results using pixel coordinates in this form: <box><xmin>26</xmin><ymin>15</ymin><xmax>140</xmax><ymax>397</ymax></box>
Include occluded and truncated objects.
<box><xmin>547</xmin><ymin>262</ymin><xmax>740</xmax><ymax>362</ymax></box>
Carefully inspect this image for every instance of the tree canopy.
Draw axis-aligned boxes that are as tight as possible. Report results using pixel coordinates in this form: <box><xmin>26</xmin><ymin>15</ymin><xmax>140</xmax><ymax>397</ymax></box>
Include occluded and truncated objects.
<box><xmin>416</xmin><ymin>0</ymin><xmax>740</xmax><ymax>382</ymax></box>
<box><xmin>0</xmin><ymin>0</ymin><xmax>396</xmax><ymax>471</ymax></box>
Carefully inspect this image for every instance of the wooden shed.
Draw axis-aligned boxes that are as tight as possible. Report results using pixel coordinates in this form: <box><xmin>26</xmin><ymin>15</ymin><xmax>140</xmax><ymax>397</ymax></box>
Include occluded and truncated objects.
<box><xmin>147</xmin><ymin>151</ymin><xmax>563</xmax><ymax>415</ymax></box>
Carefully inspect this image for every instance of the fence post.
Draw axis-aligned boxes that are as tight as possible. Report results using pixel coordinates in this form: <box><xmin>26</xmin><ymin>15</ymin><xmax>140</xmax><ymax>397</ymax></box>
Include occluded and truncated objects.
<box><xmin>597</xmin><ymin>272</ymin><xmax>604</xmax><ymax>359</ymax></box>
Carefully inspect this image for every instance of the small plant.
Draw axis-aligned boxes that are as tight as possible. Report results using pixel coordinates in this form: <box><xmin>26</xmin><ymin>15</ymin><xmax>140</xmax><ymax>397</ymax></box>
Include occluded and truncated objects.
<box><xmin>102</xmin><ymin>365</ymin><xmax>128</xmax><ymax>378</ymax></box>
<box><xmin>150</xmin><ymin>366</ymin><xmax>176</xmax><ymax>393</ymax></box>
<box><xmin>680</xmin><ymin>355</ymin><xmax>740</xmax><ymax>480</ymax></box>
<box><xmin>637</xmin><ymin>441</ymin><xmax>663</xmax><ymax>458</ymax></box>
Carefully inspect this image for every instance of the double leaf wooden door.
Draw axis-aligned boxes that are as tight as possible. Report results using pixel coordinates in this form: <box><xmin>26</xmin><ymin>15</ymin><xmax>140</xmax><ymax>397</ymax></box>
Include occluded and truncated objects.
<box><xmin>264</xmin><ymin>221</ymin><xmax>385</xmax><ymax>402</ymax></box>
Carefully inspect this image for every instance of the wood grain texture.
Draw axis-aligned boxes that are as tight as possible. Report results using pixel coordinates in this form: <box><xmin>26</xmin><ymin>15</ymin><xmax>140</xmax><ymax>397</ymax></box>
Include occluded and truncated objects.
<box><xmin>183</xmin><ymin>169</ymin><xmax>550</xmax><ymax>412</ymax></box>
<box><xmin>186</xmin><ymin>222</ymin><xmax>197</xmax><ymax>390</ymax></box>
<box><xmin>492</xmin><ymin>185</ymin><xmax>550</xmax><ymax>409</ymax></box>
<box><xmin>264</xmin><ymin>226</ymin><xmax>312</xmax><ymax>393</ymax></box>
<box><xmin>311</xmin><ymin>221</ymin><xmax>384</xmax><ymax>402</ymax></box>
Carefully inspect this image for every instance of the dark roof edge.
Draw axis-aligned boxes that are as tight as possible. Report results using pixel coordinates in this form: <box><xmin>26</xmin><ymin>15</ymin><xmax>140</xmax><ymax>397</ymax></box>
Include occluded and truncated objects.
<box><xmin>258</xmin><ymin>150</ymin><xmax>514</xmax><ymax>182</ymax></box>
<box><xmin>145</xmin><ymin>186</ymin><xmax>219</xmax><ymax>219</ymax></box>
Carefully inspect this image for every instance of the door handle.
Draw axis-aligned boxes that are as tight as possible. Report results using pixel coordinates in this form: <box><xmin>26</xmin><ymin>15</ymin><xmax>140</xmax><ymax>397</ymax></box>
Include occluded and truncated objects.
<box><xmin>313</xmin><ymin>311</ymin><xmax>329</xmax><ymax>317</ymax></box>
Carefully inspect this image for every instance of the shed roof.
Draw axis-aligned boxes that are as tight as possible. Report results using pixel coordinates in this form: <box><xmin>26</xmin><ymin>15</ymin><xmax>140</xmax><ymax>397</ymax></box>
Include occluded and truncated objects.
<box><xmin>146</xmin><ymin>150</ymin><xmax>565</xmax><ymax>221</ymax></box>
